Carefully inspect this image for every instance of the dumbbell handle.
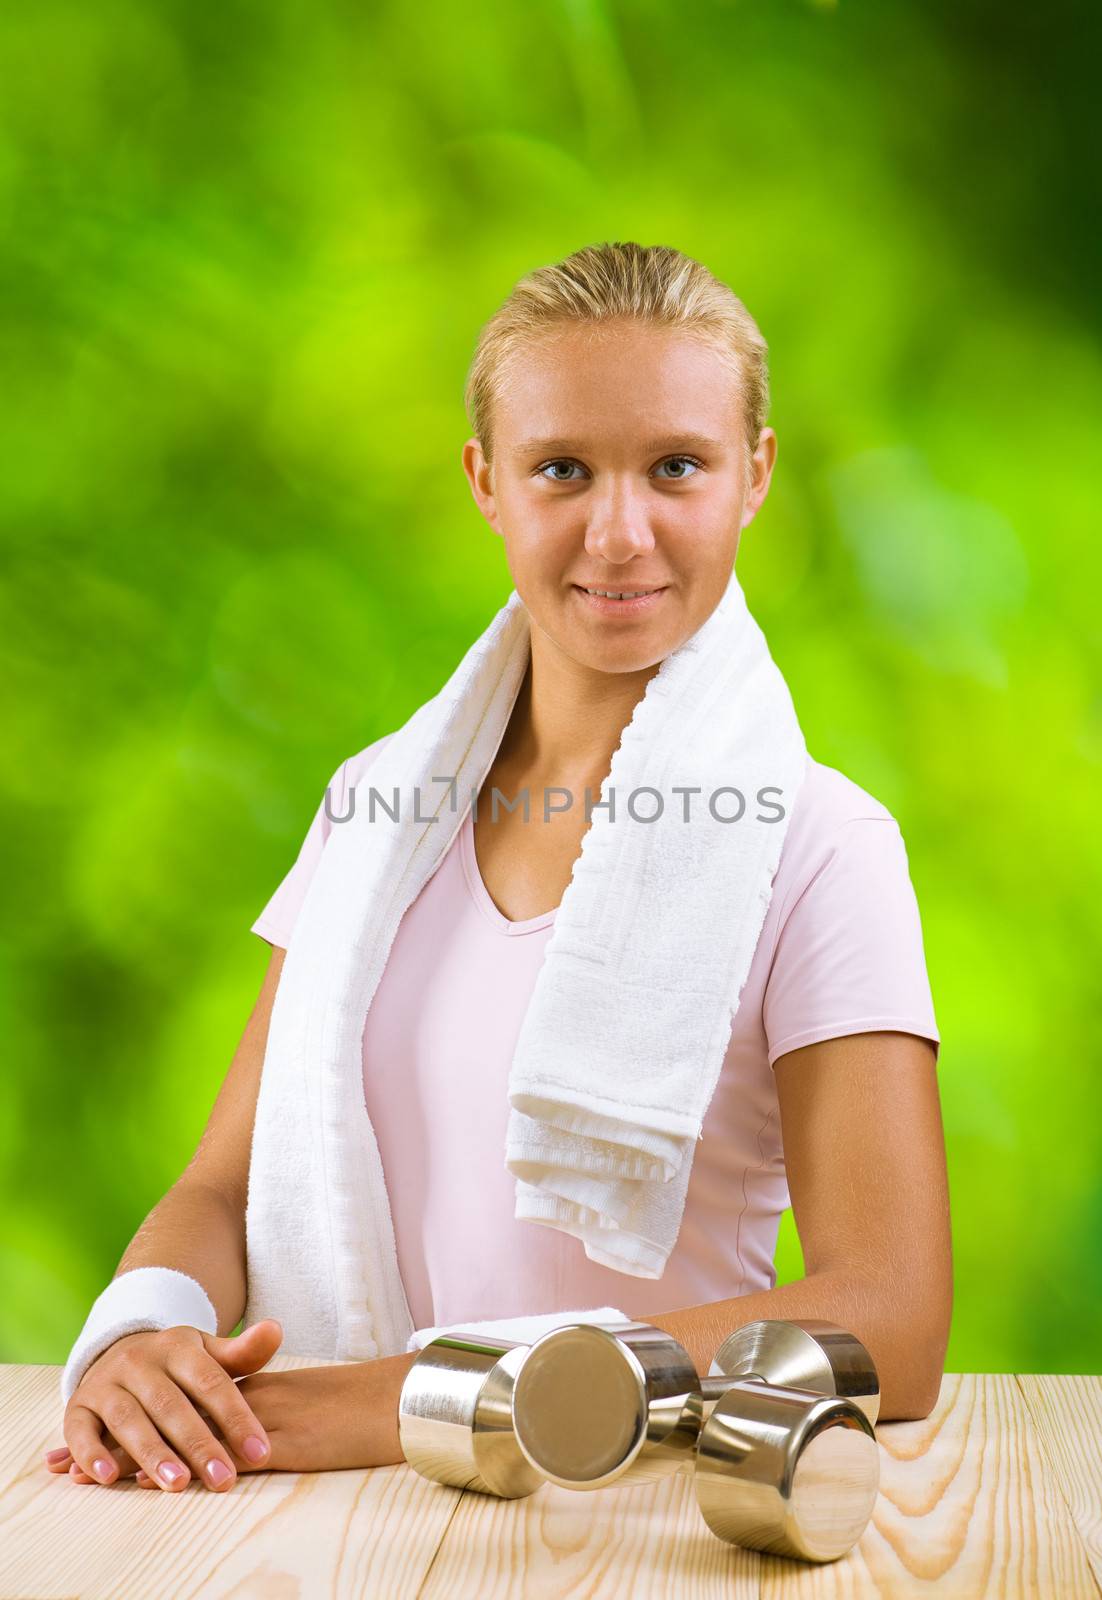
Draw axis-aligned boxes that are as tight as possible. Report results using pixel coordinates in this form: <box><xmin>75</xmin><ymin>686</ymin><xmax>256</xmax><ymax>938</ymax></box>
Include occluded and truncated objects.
<box><xmin>699</xmin><ymin>1370</ymin><xmax>765</xmax><ymax>1416</ymax></box>
<box><xmin>625</xmin><ymin>1374</ymin><xmax>781</xmax><ymax>1485</ymax></box>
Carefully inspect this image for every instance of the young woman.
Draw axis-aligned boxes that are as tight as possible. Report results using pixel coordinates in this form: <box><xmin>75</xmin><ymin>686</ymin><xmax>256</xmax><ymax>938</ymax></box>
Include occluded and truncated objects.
<box><xmin>48</xmin><ymin>242</ymin><xmax>952</xmax><ymax>1495</ymax></box>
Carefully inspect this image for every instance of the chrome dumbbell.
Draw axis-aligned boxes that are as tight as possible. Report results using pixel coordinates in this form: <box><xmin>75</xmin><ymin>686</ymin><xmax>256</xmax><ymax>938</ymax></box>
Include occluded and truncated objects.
<box><xmin>398</xmin><ymin>1320</ymin><xmax>709</xmax><ymax>1499</ymax></box>
<box><xmin>398</xmin><ymin>1330</ymin><xmax>543</xmax><ymax>1499</ymax></box>
<box><xmin>510</xmin><ymin>1318</ymin><xmax>881</xmax><ymax>1565</ymax></box>
<box><xmin>398</xmin><ymin>1317</ymin><xmax>881</xmax><ymax>1565</ymax></box>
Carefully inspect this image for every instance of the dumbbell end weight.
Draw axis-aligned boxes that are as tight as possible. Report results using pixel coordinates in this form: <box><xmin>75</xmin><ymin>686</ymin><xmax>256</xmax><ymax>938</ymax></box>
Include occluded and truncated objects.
<box><xmin>398</xmin><ymin>1332</ymin><xmax>544</xmax><ymax>1499</ymax></box>
<box><xmin>711</xmin><ymin>1319</ymin><xmax>881</xmax><ymax>1426</ymax></box>
<box><xmin>511</xmin><ymin>1321</ymin><xmax>704</xmax><ymax>1490</ymax></box>
<box><xmin>695</xmin><ymin>1382</ymin><xmax>880</xmax><ymax>1564</ymax></box>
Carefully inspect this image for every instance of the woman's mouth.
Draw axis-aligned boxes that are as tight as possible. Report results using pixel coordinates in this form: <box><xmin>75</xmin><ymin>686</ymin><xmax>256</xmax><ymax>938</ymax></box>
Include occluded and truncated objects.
<box><xmin>571</xmin><ymin>585</ymin><xmax>668</xmax><ymax>618</ymax></box>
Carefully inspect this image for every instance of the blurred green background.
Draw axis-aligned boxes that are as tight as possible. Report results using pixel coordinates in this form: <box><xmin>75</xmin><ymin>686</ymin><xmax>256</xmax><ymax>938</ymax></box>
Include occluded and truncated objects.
<box><xmin>2</xmin><ymin>0</ymin><xmax>1098</xmax><ymax>1376</ymax></box>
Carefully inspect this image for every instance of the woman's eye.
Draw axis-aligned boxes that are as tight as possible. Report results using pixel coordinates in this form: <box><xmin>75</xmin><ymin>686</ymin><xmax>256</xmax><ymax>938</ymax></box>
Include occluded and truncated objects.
<box><xmin>536</xmin><ymin>454</ymin><xmax>703</xmax><ymax>483</ymax></box>
<box><xmin>654</xmin><ymin>455</ymin><xmax>703</xmax><ymax>479</ymax></box>
<box><xmin>538</xmin><ymin>460</ymin><xmax>584</xmax><ymax>482</ymax></box>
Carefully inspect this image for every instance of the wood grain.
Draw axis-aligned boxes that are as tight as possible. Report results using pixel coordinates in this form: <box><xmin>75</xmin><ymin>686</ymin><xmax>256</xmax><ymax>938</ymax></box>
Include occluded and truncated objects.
<box><xmin>2</xmin><ymin>1366</ymin><xmax>1100</xmax><ymax>1599</ymax></box>
<box><xmin>0</xmin><ymin>1354</ymin><xmax>461</xmax><ymax>1600</ymax></box>
<box><xmin>1017</xmin><ymin>1373</ymin><xmax>1102</xmax><ymax>1592</ymax></box>
<box><xmin>754</xmin><ymin>1373</ymin><xmax>1099</xmax><ymax>1599</ymax></box>
<box><xmin>420</xmin><ymin>1468</ymin><xmax>759</xmax><ymax>1599</ymax></box>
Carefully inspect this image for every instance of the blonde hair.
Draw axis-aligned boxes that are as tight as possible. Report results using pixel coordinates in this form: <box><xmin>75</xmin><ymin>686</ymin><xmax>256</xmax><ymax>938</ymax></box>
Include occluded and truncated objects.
<box><xmin>464</xmin><ymin>241</ymin><xmax>770</xmax><ymax>484</ymax></box>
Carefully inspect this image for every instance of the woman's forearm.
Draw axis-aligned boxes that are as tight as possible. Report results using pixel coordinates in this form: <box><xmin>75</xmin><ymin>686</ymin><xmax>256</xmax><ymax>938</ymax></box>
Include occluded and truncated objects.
<box><xmin>643</xmin><ymin>1268</ymin><xmax>947</xmax><ymax>1421</ymax></box>
<box><xmin>116</xmin><ymin>1178</ymin><xmax>248</xmax><ymax>1337</ymax></box>
<box><xmin>352</xmin><ymin>1351</ymin><xmax>420</xmax><ymax>1465</ymax></box>
<box><xmin>337</xmin><ymin>1268</ymin><xmax>948</xmax><ymax>1475</ymax></box>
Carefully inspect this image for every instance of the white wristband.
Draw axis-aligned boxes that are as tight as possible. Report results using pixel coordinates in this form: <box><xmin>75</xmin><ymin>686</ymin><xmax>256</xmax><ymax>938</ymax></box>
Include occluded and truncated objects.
<box><xmin>407</xmin><ymin>1304</ymin><xmax>628</xmax><ymax>1354</ymax></box>
<box><xmin>60</xmin><ymin>1267</ymin><xmax>219</xmax><ymax>1405</ymax></box>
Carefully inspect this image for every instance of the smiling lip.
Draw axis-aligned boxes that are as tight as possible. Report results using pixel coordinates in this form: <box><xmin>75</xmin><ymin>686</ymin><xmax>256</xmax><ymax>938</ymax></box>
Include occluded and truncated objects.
<box><xmin>571</xmin><ymin>584</ymin><xmax>669</xmax><ymax>618</ymax></box>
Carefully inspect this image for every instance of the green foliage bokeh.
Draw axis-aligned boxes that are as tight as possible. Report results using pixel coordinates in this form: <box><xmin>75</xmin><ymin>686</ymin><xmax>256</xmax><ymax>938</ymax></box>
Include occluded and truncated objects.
<box><xmin>2</xmin><ymin>0</ymin><xmax>1098</xmax><ymax>1375</ymax></box>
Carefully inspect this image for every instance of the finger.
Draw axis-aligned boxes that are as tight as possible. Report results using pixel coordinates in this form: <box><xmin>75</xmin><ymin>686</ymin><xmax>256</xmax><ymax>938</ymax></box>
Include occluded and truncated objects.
<box><xmin>96</xmin><ymin>1436</ymin><xmax>143</xmax><ymax>1479</ymax></box>
<box><xmin>167</xmin><ymin>1349</ymin><xmax>272</xmax><ymax>1471</ymax></box>
<box><xmin>66</xmin><ymin>1444</ymin><xmax>140</xmax><ymax>1485</ymax></box>
<box><xmin>66</xmin><ymin>1439</ymin><xmax>155</xmax><ymax>1486</ymax></box>
<box><xmin>52</xmin><ymin>1431</ymin><xmax>145</xmax><ymax>1480</ymax></box>
<box><xmin>200</xmin><ymin>1318</ymin><xmax>283</xmax><ymax>1379</ymax></box>
<box><xmin>104</xmin><ymin>1336</ymin><xmax>246</xmax><ymax>1493</ymax></box>
<box><xmin>67</xmin><ymin>1390</ymin><xmax>191</xmax><ymax>1492</ymax></box>
<box><xmin>116</xmin><ymin>1369</ymin><xmax>244</xmax><ymax>1492</ymax></box>
<box><xmin>61</xmin><ymin>1414</ymin><xmax>149</xmax><ymax>1486</ymax></box>
<box><xmin>62</xmin><ymin>1404</ymin><xmax>126</xmax><ymax>1487</ymax></box>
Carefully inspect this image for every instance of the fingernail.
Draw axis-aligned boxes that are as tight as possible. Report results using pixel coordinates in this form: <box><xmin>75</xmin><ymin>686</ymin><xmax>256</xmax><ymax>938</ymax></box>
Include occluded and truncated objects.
<box><xmin>242</xmin><ymin>1435</ymin><xmax>268</xmax><ymax>1463</ymax></box>
<box><xmin>93</xmin><ymin>1458</ymin><xmax>114</xmax><ymax>1481</ymax></box>
<box><xmin>206</xmin><ymin>1459</ymin><xmax>233</xmax><ymax>1487</ymax></box>
<box><xmin>46</xmin><ymin>1447</ymin><xmax>70</xmax><ymax>1463</ymax></box>
<box><xmin>157</xmin><ymin>1461</ymin><xmax>185</xmax><ymax>1486</ymax></box>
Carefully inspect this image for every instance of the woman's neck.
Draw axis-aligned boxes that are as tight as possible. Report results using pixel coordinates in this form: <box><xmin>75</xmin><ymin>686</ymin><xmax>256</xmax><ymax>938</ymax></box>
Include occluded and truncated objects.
<box><xmin>497</xmin><ymin>638</ymin><xmax>663</xmax><ymax>795</ymax></box>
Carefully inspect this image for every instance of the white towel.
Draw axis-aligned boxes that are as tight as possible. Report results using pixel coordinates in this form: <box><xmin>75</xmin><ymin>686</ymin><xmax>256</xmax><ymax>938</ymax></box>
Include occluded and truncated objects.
<box><xmin>244</xmin><ymin>566</ymin><xmax>807</xmax><ymax>1362</ymax></box>
<box><xmin>407</xmin><ymin>1306</ymin><xmax>628</xmax><ymax>1353</ymax></box>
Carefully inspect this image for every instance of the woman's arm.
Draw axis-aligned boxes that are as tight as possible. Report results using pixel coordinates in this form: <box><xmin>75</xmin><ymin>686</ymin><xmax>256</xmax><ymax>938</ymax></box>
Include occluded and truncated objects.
<box><xmin>191</xmin><ymin>1029</ymin><xmax>949</xmax><ymax>1478</ymax></box>
<box><xmin>644</xmin><ymin>1030</ymin><xmax>953</xmax><ymax>1421</ymax></box>
<box><xmin>281</xmin><ymin>1032</ymin><xmax>949</xmax><ymax>1476</ymax></box>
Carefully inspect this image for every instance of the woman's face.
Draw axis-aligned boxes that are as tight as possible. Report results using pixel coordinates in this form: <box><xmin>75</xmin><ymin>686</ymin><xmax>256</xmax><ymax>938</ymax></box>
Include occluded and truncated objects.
<box><xmin>463</xmin><ymin>319</ymin><xmax>777</xmax><ymax>676</ymax></box>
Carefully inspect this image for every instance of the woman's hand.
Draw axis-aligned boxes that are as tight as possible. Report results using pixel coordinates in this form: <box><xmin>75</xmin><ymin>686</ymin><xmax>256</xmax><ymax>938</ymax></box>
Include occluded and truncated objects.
<box><xmin>130</xmin><ymin>1364</ymin><xmax>396</xmax><ymax>1483</ymax></box>
<box><xmin>44</xmin><ymin>1319</ymin><xmax>284</xmax><ymax>1491</ymax></box>
<box><xmin>50</xmin><ymin>1349</ymin><xmax>419</xmax><ymax>1488</ymax></box>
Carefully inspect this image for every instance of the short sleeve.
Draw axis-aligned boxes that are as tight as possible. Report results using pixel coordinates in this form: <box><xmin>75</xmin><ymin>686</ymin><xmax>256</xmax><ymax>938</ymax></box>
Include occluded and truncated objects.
<box><xmin>250</xmin><ymin>759</ymin><xmax>350</xmax><ymax>949</ymax></box>
<box><xmin>763</xmin><ymin>816</ymin><xmax>940</xmax><ymax>1068</ymax></box>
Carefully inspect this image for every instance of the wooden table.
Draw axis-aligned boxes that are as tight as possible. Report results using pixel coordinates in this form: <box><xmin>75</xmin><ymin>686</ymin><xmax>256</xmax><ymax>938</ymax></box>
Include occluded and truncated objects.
<box><xmin>2</xmin><ymin>1358</ymin><xmax>1099</xmax><ymax>1598</ymax></box>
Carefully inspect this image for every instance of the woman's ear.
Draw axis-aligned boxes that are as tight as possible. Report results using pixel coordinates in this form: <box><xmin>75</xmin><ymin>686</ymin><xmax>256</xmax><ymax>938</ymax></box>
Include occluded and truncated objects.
<box><xmin>462</xmin><ymin>437</ymin><xmax>503</xmax><ymax>537</ymax></box>
<box><xmin>741</xmin><ymin>427</ymin><xmax>778</xmax><ymax>529</ymax></box>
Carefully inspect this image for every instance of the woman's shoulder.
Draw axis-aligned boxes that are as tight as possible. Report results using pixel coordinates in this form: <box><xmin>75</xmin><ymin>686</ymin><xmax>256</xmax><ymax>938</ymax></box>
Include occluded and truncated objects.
<box><xmin>769</xmin><ymin>757</ymin><xmax>906</xmax><ymax>926</ymax></box>
<box><xmin>762</xmin><ymin>758</ymin><xmax>940</xmax><ymax>1064</ymax></box>
<box><xmin>789</xmin><ymin>756</ymin><xmax>897</xmax><ymax>835</ymax></box>
<box><xmin>341</xmin><ymin>729</ymin><xmax>399</xmax><ymax>789</ymax></box>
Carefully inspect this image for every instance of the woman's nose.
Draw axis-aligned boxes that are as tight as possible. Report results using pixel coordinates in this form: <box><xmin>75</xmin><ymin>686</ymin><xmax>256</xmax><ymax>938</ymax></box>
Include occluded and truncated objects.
<box><xmin>583</xmin><ymin>506</ymin><xmax>657</xmax><ymax>564</ymax></box>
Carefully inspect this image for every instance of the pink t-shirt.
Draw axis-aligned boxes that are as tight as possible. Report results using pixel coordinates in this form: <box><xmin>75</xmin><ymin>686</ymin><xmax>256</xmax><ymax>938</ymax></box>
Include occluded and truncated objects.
<box><xmin>251</xmin><ymin>734</ymin><xmax>940</xmax><ymax>1330</ymax></box>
